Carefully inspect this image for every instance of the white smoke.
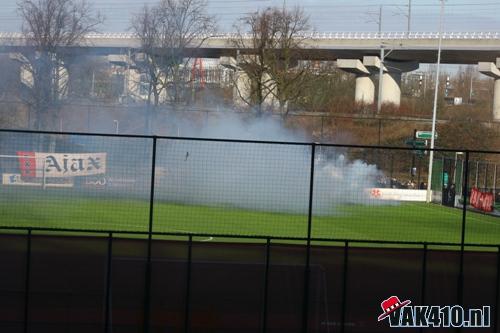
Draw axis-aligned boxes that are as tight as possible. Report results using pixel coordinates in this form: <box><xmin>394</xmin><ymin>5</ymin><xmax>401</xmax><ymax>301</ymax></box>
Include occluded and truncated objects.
<box><xmin>0</xmin><ymin>110</ymin><xmax>383</xmax><ymax>216</ymax></box>
<box><xmin>154</xmin><ymin>113</ymin><xmax>382</xmax><ymax>215</ymax></box>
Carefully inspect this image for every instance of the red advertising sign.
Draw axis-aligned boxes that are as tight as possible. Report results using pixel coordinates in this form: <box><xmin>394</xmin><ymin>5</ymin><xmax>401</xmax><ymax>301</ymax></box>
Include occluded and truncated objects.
<box><xmin>16</xmin><ymin>151</ymin><xmax>106</xmax><ymax>178</ymax></box>
<box><xmin>470</xmin><ymin>187</ymin><xmax>494</xmax><ymax>213</ymax></box>
<box><xmin>17</xmin><ymin>151</ymin><xmax>36</xmax><ymax>178</ymax></box>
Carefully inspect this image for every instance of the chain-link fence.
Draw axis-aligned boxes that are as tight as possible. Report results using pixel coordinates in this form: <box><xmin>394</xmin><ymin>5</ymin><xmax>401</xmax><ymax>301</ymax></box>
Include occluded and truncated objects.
<box><xmin>3</xmin><ymin>129</ymin><xmax>499</xmax><ymax>244</ymax></box>
<box><xmin>1</xmin><ymin>129</ymin><xmax>500</xmax><ymax>332</ymax></box>
<box><xmin>6</xmin><ymin>101</ymin><xmax>500</xmax><ymax>148</ymax></box>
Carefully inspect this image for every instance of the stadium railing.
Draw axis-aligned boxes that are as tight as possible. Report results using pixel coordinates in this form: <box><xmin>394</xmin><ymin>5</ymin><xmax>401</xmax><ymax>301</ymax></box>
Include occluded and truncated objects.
<box><xmin>1</xmin><ymin>128</ymin><xmax>500</xmax><ymax>332</ymax></box>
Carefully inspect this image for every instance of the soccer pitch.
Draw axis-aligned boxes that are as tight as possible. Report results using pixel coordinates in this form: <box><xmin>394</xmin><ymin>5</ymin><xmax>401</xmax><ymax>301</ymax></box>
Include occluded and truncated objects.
<box><xmin>1</xmin><ymin>188</ymin><xmax>500</xmax><ymax>246</ymax></box>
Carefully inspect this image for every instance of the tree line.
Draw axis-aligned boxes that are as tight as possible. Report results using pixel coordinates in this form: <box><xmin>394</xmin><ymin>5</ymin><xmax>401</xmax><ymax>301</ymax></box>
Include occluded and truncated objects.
<box><xmin>2</xmin><ymin>0</ymin><xmax>498</xmax><ymax>153</ymax></box>
<box><xmin>11</xmin><ymin>0</ymin><xmax>326</xmax><ymax>132</ymax></box>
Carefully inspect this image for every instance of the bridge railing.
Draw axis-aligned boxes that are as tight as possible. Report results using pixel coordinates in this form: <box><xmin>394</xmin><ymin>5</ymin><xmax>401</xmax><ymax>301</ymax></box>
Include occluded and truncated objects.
<box><xmin>211</xmin><ymin>31</ymin><xmax>500</xmax><ymax>40</ymax></box>
<box><xmin>2</xmin><ymin>31</ymin><xmax>500</xmax><ymax>41</ymax></box>
<box><xmin>299</xmin><ymin>31</ymin><xmax>500</xmax><ymax>39</ymax></box>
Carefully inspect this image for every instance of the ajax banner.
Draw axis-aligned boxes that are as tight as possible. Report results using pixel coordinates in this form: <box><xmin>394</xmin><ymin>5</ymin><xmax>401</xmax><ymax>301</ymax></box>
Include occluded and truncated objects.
<box><xmin>17</xmin><ymin>151</ymin><xmax>106</xmax><ymax>178</ymax></box>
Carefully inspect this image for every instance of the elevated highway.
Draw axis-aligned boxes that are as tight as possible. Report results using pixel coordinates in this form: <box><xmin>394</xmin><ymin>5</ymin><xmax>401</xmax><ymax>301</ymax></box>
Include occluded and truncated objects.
<box><xmin>3</xmin><ymin>31</ymin><xmax>500</xmax><ymax>118</ymax></box>
<box><xmin>1</xmin><ymin>31</ymin><xmax>500</xmax><ymax>64</ymax></box>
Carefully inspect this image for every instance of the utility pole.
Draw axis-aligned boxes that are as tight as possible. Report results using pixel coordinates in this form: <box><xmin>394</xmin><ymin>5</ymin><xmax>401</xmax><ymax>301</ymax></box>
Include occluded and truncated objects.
<box><xmin>365</xmin><ymin>5</ymin><xmax>383</xmax><ymax>37</ymax></box>
<box><xmin>407</xmin><ymin>0</ymin><xmax>412</xmax><ymax>37</ymax></box>
<box><xmin>469</xmin><ymin>76</ymin><xmax>474</xmax><ymax>104</ymax></box>
<box><xmin>378</xmin><ymin>5</ymin><xmax>383</xmax><ymax>37</ymax></box>
<box><xmin>423</xmin><ymin>73</ymin><xmax>427</xmax><ymax>100</ymax></box>
<box><xmin>376</xmin><ymin>4</ymin><xmax>384</xmax><ymax>114</ymax></box>
<box><xmin>377</xmin><ymin>46</ymin><xmax>385</xmax><ymax>114</ymax></box>
<box><xmin>426</xmin><ymin>0</ymin><xmax>446</xmax><ymax>203</ymax></box>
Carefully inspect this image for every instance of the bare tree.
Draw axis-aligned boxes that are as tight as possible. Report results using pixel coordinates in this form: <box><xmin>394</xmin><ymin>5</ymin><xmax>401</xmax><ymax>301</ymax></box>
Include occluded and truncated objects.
<box><xmin>158</xmin><ymin>0</ymin><xmax>216</xmax><ymax>104</ymax></box>
<box><xmin>131</xmin><ymin>0</ymin><xmax>215</xmax><ymax>134</ymax></box>
<box><xmin>132</xmin><ymin>0</ymin><xmax>216</xmax><ymax>105</ymax></box>
<box><xmin>266</xmin><ymin>7</ymin><xmax>312</xmax><ymax>115</ymax></box>
<box><xmin>131</xmin><ymin>5</ymin><xmax>164</xmax><ymax>108</ymax></box>
<box><xmin>232</xmin><ymin>10</ymin><xmax>278</xmax><ymax>115</ymax></box>
<box><xmin>17</xmin><ymin>0</ymin><xmax>103</xmax><ymax>130</ymax></box>
<box><xmin>232</xmin><ymin>6</ymin><xmax>311</xmax><ymax>116</ymax></box>
<box><xmin>294</xmin><ymin>63</ymin><xmax>356</xmax><ymax>113</ymax></box>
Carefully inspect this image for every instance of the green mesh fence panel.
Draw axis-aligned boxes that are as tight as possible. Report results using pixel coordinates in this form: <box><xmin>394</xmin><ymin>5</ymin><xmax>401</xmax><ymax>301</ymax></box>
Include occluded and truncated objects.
<box><xmin>431</xmin><ymin>158</ymin><xmax>444</xmax><ymax>192</ymax></box>
<box><xmin>455</xmin><ymin>159</ymin><xmax>464</xmax><ymax>197</ymax></box>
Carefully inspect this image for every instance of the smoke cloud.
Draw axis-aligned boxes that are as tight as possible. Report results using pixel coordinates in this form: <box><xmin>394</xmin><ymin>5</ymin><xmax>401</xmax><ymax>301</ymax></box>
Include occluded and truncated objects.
<box><xmin>0</xmin><ymin>110</ymin><xmax>383</xmax><ymax>217</ymax></box>
<box><xmin>153</xmin><ymin>113</ymin><xmax>382</xmax><ymax>215</ymax></box>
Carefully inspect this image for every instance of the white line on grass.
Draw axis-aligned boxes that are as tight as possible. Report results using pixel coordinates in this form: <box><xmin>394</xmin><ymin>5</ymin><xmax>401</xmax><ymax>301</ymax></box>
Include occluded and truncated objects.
<box><xmin>414</xmin><ymin>203</ymin><xmax>500</xmax><ymax>227</ymax></box>
<box><xmin>168</xmin><ymin>228</ymin><xmax>214</xmax><ymax>242</ymax></box>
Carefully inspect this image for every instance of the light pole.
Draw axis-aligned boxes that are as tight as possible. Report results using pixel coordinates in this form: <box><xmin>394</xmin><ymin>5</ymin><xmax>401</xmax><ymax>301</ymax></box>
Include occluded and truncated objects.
<box><xmin>426</xmin><ymin>0</ymin><xmax>446</xmax><ymax>203</ymax></box>
<box><xmin>377</xmin><ymin>43</ymin><xmax>396</xmax><ymax>114</ymax></box>
<box><xmin>469</xmin><ymin>76</ymin><xmax>474</xmax><ymax>104</ymax></box>
<box><xmin>377</xmin><ymin>46</ymin><xmax>385</xmax><ymax>114</ymax></box>
<box><xmin>454</xmin><ymin>151</ymin><xmax>464</xmax><ymax>186</ymax></box>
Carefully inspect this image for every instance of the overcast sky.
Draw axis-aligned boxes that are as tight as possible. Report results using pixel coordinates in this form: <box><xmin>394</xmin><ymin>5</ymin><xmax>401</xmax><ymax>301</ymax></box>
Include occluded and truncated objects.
<box><xmin>1</xmin><ymin>0</ymin><xmax>500</xmax><ymax>33</ymax></box>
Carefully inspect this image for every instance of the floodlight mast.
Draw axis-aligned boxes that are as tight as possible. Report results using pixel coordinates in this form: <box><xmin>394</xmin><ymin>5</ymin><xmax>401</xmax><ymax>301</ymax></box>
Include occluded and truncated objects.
<box><xmin>426</xmin><ymin>0</ymin><xmax>446</xmax><ymax>203</ymax></box>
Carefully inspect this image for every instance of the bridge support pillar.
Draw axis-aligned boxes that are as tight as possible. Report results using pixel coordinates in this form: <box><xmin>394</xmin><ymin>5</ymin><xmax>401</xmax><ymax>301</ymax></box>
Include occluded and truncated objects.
<box><xmin>221</xmin><ymin>56</ymin><xmax>279</xmax><ymax>110</ymax></box>
<box><xmin>221</xmin><ymin>57</ymin><xmax>249</xmax><ymax>107</ymax></box>
<box><xmin>495</xmin><ymin>79</ymin><xmax>500</xmax><ymax>121</ymax></box>
<box><xmin>478</xmin><ymin>60</ymin><xmax>500</xmax><ymax>121</ymax></box>
<box><xmin>381</xmin><ymin>72</ymin><xmax>402</xmax><ymax>106</ymax></box>
<box><xmin>363</xmin><ymin>56</ymin><xmax>419</xmax><ymax>107</ymax></box>
<box><xmin>355</xmin><ymin>76</ymin><xmax>376</xmax><ymax>104</ymax></box>
<box><xmin>338</xmin><ymin>57</ymin><xmax>418</xmax><ymax>107</ymax></box>
<box><xmin>337</xmin><ymin>59</ymin><xmax>374</xmax><ymax>104</ymax></box>
<box><xmin>234</xmin><ymin>69</ymin><xmax>252</xmax><ymax>107</ymax></box>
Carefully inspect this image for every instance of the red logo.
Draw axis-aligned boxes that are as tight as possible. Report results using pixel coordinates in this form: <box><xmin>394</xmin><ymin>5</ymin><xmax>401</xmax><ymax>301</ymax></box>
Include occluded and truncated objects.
<box><xmin>378</xmin><ymin>296</ymin><xmax>411</xmax><ymax>321</ymax></box>
<box><xmin>17</xmin><ymin>151</ymin><xmax>37</xmax><ymax>178</ymax></box>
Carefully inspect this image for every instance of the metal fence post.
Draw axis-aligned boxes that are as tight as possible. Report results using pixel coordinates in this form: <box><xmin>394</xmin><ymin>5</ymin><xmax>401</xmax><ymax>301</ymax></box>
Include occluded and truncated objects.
<box><xmin>494</xmin><ymin>165</ymin><xmax>498</xmax><ymax>206</ymax></box>
<box><xmin>87</xmin><ymin>106</ymin><xmax>91</xmax><ymax>132</ymax></box>
<box><xmin>23</xmin><ymin>228</ymin><xmax>32</xmax><ymax>333</ymax></box>
<box><xmin>340</xmin><ymin>241</ymin><xmax>349</xmax><ymax>333</ymax></box>
<box><xmin>261</xmin><ymin>238</ymin><xmax>271</xmax><ymax>333</ymax></box>
<box><xmin>104</xmin><ymin>232</ymin><xmax>113</xmax><ymax>333</ymax></box>
<box><xmin>475</xmin><ymin>161</ymin><xmax>479</xmax><ymax>188</ymax></box>
<box><xmin>390</xmin><ymin>153</ymin><xmax>394</xmax><ymax>187</ymax></box>
<box><xmin>494</xmin><ymin>246</ymin><xmax>500</xmax><ymax>332</ymax></box>
<box><xmin>143</xmin><ymin>137</ymin><xmax>157</xmax><ymax>333</ymax></box>
<box><xmin>301</xmin><ymin>143</ymin><xmax>316</xmax><ymax>333</ymax></box>
<box><xmin>484</xmin><ymin>164</ymin><xmax>489</xmax><ymax>191</ymax></box>
<box><xmin>184</xmin><ymin>235</ymin><xmax>193</xmax><ymax>333</ymax></box>
<box><xmin>421</xmin><ymin>243</ymin><xmax>427</xmax><ymax>304</ymax></box>
<box><xmin>419</xmin><ymin>243</ymin><xmax>427</xmax><ymax>333</ymax></box>
<box><xmin>320</xmin><ymin>117</ymin><xmax>324</xmax><ymax>143</ymax></box>
<box><xmin>378</xmin><ymin>119</ymin><xmax>382</xmax><ymax>145</ymax></box>
<box><xmin>458</xmin><ymin>151</ymin><xmax>470</xmax><ymax>306</ymax></box>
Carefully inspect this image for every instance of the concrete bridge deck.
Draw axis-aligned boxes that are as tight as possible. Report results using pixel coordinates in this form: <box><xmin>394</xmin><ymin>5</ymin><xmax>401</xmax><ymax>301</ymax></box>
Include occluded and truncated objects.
<box><xmin>1</xmin><ymin>31</ymin><xmax>500</xmax><ymax>64</ymax></box>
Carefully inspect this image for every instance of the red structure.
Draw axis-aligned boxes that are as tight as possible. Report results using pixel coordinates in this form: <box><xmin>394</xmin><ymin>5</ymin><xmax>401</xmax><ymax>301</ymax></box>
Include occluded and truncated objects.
<box><xmin>191</xmin><ymin>58</ymin><xmax>205</xmax><ymax>88</ymax></box>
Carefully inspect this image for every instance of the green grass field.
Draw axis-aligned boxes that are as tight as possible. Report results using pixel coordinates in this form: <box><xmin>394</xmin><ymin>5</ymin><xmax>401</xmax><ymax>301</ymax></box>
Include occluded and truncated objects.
<box><xmin>1</xmin><ymin>187</ymin><xmax>500</xmax><ymax>246</ymax></box>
